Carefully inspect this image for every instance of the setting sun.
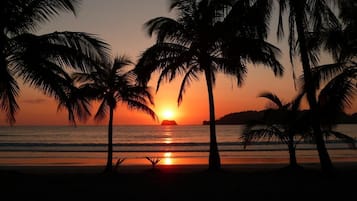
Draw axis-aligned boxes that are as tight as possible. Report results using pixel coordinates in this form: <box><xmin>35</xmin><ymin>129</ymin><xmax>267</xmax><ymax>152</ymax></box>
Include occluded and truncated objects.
<box><xmin>162</xmin><ymin>109</ymin><xmax>174</xmax><ymax>119</ymax></box>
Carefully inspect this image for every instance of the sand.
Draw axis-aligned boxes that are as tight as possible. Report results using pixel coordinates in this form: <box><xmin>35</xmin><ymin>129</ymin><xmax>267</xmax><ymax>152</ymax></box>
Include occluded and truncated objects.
<box><xmin>1</xmin><ymin>162</ymin><xmax>357</xmax><ymax>201</ymax></box>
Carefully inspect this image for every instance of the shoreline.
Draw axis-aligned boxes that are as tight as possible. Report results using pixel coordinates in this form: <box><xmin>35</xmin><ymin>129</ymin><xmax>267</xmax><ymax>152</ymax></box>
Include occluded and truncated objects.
<box><xmin>2</xmin><ymin>160</ymin><xmax>357</xmax><ymax>174</ymax></box>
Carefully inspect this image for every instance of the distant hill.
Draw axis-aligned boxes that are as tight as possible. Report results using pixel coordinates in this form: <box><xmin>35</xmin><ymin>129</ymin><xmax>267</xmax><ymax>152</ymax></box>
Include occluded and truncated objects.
<box><xmin>202</xmin><ymin>110</ymin><xmax>357</xmax><ymax>125</ymax></box>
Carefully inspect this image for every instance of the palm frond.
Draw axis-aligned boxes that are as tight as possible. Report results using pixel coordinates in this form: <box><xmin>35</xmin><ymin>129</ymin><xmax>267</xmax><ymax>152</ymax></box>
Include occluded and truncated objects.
<box><xmin>120</xmin><ymin>85</ymin><xmax>156</xmax><ymax>106</ymax></box>
<box><xmin>112</xmin><ymin>55</ymin><xmax>133</xmax><ymax>74</ymax></box>
<box><xmin>225</xmin><ymin>37</ymin><xmax>284</xmax><ymax>77</ymax></box>
<box><xmin>242</xmin><ymin>125</ymin><xmax>287</xmax><ymax>148</ymax></box>
<box><xmin>277</xmin><ymin>0</ymin><xmax>288</xmax><ymax>40</ymax></box>
<box><xmin>309</xmin><ymin>0</ymin><xmax>340</xmax><ymax>33</ymax></box>
<box><xmin>94</xmin><ymin>100</ymin><xmax>108</xmax><ymax>122</ymax></box>
<box><xmin>135</xmin><ymin>42</ymin><xmax>191</xmax><ymax>86</ymax></box>
<box><xmin>212</xmin><ymin>56</ymin><xmax>247</xmax><ymax>87</ymax></box>
<box><xmin>12</xmin><ymin>32</ymin><xmax>110</xmax><ymax>72</ymax></box>
<box><xmin>40</xmin><ymin>31</ymin><xmax>110</xmax><ymax>70</ymax></box>
<box><xmin>13</xmin><ymin>55</ymin><xmax>72</xmax><ymax>99</ymax></box>
<box><xmin>324</xmin><ymin>130</ymin><xmax>356</xmax><ymax>149</ymax></box>
<box><xmin>258</xmin><ymin>92</ymin><xmax>284</xmax><ymax>109</ymax></box>
<box><xmin>177</xmin><ymin>65</ymin><xmax>200</xmax><ymax>105</ymax></box>
<box><xmin>57</xmin><ymin>86</ymin><xmax>91</xmax><ymax>125</ymax></box>
<box><xmin>318</xmin><ymin>68</ymin><xmax>357</xmax><ymax>124</ymax></box>
<box><xmin>311</xmin><ymin>63</ymin><xmax>346</xmax><ymax>88</ymax></box>
<box><xmin>125</xmin><ymin>99</ymin><xmax>158</xmax><ymax>122</ymax></box>
<box><xmin>145</xmin><ymin>17</ymin><xmax>186</xmax><ymax>43</ymax></box>
<box><xmin>4</xmin><ymin>0</ymin><xmax>81</xmax><ymax>34</ymax></box>
<box><xmin>233</xmin><ymin>0</ymin><xmax>273</xmax><ymax>38</ymax></box>
<box><xmin>0</xmin><ymin>68</ymin><xmax>20</xmax><ymax>125</ymax></box>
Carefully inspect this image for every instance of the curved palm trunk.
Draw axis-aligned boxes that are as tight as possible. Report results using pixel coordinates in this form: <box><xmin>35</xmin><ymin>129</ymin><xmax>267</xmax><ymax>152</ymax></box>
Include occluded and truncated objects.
<box><xmin>105</xmin><ymin>106</ymin><xmax>114</xmax><ymax>172</ymax></box>
<box><xmin>204</xmin><ymin>69</ymin><xmax>221</xmax><ymax>171</ymax></box>
<box><xmin>295</xmin><ymin>9</ymin><xmax>333</xmax><ymax>172</ymax></box>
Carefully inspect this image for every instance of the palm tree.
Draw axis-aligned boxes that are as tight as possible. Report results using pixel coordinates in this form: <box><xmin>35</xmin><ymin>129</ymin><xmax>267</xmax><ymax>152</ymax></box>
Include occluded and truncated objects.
<box><xmin>73</xmin><ymin>55</ymin><xmax>158</xmax><ymax>172</ymax></box>
<box><xmin>276</xmin><ymin>0</ymin><xmax>341</xmax><ymax>172</ymax></box>
<box><xmin>242</xmin><ymin>92</ymin><xmax>306</xmax><ymax>168</ymax></box>
<box><xmin>135</xmin><ymin>0</ymin><xmax>283</xmax><ymax>171</ymax></box>
<box><xmin>242</xmin><ymin>91</ymin><xmax>356</xmax><ymax>169</ymax></box>
<box><xmin>0</xmin><ymin>0</ymin><xmax>110</xmax><ymax>125</ymax></box>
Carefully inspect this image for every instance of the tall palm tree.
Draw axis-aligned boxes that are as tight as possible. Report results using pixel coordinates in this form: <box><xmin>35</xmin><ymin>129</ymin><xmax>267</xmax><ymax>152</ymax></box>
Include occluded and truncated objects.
<box><xmin>135</xmin><ymin>0</ymin><xmax>283</xmax><ymax>171</ymax></box>
<box><xmin>276</xmin><ymin>0</ymin><xmax>340</xmax><ymax>171</ymax></box>
<box><xmin>73</xmin><ymin>55</ymin><xmax>158</xmax><ymax>172</ymax></box>
<box><xmin>0</xmin><ymin>0</ymin><xmax>110</xmax><ymax>125</ymax></box>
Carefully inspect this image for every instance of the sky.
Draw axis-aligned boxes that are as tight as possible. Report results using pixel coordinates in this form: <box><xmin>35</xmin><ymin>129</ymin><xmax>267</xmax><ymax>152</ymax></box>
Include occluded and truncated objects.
<box><xmin>2</xmin><ymin>0</ymin><xmax>356</xmax><ymax>126</ymax></box>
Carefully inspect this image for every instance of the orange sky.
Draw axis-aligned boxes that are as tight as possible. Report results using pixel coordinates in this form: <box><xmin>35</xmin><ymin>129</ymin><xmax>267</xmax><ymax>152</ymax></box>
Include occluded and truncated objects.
<box><xmin>1</xmin><ymin>0</ymin><xmax>356</xmax><ymax>126</ymax></box>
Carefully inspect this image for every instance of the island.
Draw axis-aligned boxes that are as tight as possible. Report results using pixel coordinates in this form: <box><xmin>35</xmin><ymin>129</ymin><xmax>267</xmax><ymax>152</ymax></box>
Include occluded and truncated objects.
<box><xmin>161</xmin><ymin>120</ymin><xmax>178</xmax><ymax>126</ymax></box>
<box><xmin>203</xmin><ymin>110</ymin><xmax>357</xmax><ymax>125</ymax></box>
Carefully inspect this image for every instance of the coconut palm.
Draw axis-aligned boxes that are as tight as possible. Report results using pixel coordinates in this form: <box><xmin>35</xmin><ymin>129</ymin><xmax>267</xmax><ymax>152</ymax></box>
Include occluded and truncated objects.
<box><xmin>242</xmin><ymin>92</ymin><xmax>306</xmax><ymax>168</ymax></box>
<box><xmin>275</xmin><ymin>0</ymin><xmax>341</xmax><ymax>171</ymax></box>
<box><xmin>135</xmin><ymin>0</ymin><xmax>283</xmax><ymax>171</ymax></box>
<box><xmin>242</xmin><ymin>91</ymin><xmax>356</xmax><ymax>169</ymax></box>
<box><xmin>0</xmin><ymin>0</ymin><xmax>110</xmax><ymax>125</ymax></box>
<box><xmin>301</xmin><ymin>0</ymin><xmax>357</xmax><ymax>137</ymax></box>
<box><xmin>72</xmin><ymin>55</ymin><xmax>158</xmax><ymax>172</ymax></box>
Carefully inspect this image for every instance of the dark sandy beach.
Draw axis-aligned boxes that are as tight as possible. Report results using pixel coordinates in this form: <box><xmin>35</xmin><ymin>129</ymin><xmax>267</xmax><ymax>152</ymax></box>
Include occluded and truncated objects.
<box><xmin>1</xmin><ymin>163</ymin><xmax>357</xmax><ymax>201</ymax></box>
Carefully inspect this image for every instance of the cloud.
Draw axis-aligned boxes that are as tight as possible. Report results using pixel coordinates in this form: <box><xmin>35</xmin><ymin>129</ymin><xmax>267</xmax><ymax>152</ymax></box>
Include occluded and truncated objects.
<box><xmin>22</xmin><ymin>98</ymin><xmax>48</xmax><ymax>104</ymax></box>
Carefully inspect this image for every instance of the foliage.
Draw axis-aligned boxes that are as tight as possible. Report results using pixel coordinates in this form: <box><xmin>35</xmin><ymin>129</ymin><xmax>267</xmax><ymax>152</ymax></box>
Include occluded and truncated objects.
<box><xmin>73</xmin><ymin>55</ymin><xmax>158</xmax><ymax>172</ymax></box>
<box><xmin>135</xmin><ymin>0</ymin><xmax>283</xmax><ymax>170</ymax></box>
<box><xmin>0</xmin><ymin>0</ymin><xmax>110</xmax><ymax>125</ymax></box>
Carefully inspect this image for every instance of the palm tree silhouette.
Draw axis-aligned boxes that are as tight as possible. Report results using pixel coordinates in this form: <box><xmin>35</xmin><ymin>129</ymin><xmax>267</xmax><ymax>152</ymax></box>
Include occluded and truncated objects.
<box><xmin>73</xmin><ymin>55</ymin><xmax>158</xmax><ymax>172</ymax></box>
<box><xmin>242</xmin><ymin>92</ymin><xmax>306</xmax><ymax>168</ymax></box>
<box><xmin>0</xmin><ymin>0</ymin><xmax>110</xmax><ymax>125</ymax></box>
<box><xmin>135</xmin><ymin>0</ymin><xmax>283</xmax><ymax>171</ymax></box>
<box><xmin>242</xmin><ymin>90</ymin><xmax>356</xmax><ymax>169</ymax></box>
<box><xmin>276</xmin><ymin>0</ymin><xmax>340</xmax><ymax>172</ymax></box>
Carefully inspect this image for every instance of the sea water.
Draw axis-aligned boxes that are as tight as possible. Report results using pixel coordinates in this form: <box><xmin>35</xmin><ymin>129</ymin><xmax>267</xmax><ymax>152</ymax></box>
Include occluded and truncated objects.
<box><xmin>0</xmin><ymin>124</ymin><xmax>356</xmax><ymax>166</ymax></box>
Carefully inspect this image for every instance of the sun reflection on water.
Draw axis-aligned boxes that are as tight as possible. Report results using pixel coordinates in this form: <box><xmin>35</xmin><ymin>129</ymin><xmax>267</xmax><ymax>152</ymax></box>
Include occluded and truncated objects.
<box><xmin>163</xmin><ymin>152</ymin><xmax>173</xmax><ymax>165</ymax></box>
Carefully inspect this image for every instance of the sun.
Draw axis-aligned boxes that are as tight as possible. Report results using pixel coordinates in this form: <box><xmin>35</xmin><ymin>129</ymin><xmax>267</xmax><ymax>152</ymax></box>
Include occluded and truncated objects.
<box><xmin>162</xmin><ymin>109</ymin><xmax>174</xmax><ymax>119</ymax></box>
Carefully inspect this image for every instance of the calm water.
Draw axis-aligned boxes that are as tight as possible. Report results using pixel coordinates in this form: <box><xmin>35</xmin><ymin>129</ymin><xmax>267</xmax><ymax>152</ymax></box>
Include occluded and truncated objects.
<box><xmin>0</xmin><ymin>125</ymin><xmax>356</xmax><ymax>166</ymax></box>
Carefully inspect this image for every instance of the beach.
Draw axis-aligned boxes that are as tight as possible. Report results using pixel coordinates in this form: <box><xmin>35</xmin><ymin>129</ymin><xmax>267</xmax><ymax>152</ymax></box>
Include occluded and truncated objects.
<box><xmin>1</xmin><ymin>162</ymin><xmax>357</xmax><ymax>201</ymax></box>
<box><xmin>1</xmin><ymin>125</ymin><xmax>357</xmax><ymax>200</ymax></box>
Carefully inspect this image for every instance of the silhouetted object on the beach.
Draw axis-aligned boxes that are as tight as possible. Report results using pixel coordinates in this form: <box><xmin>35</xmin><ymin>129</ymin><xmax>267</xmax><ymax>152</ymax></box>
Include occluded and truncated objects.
<box><xmin>0</xmin><ymin>0</ymin><xmax>109</xmax><ymax>125</ymax></box>
<box><xmin>114</xmin><ymin>158</ymin><xmax>126</xmax><ymax>171</ymax></box>
<box><xmin>135</xmin><ymin>0</ymin><xmax>283</xmax><ymax>171</ymax></box>
<box><xmin>161</xmin><ymin>120</ymin><xmax>177</xmax><ymax>126</ymax></box>
<box><xmin>275</xmin><ymin>0</ymin><xmax>341</xmax><ymax>172</ymax></box>
<box><xmin>146</xmin><ymin>157</ymin><xmax>161</xmax><ymax>169</ymax></box>
<box><xmin>242</xmin><ymin>92</ymin><xmax>305</xmax><ymax>168</ymax></box>
<box><xmin>243</xmin><ymin>91</ymin><xmax>356</xmax><ymax>169</ymax></box>
<box><xmin>72</xmin><ymin>55</ymin><xmax>158</xmax><ymax>173</ymax></box>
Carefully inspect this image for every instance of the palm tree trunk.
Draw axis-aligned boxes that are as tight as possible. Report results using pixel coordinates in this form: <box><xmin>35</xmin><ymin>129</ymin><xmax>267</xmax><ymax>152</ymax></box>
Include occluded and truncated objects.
<box><xmin>287</xmin><ymin>140</ymin><xmax>298</xmax><ymax>167</ymax></box>
<box><xmin>105</xmin><ymin>106</ymin><xmax>114</xmax><ymax>172</ymax></box>
<box><xmin>204</xmin><ymin>69</ymin><xmax>221</xmax><ymax>171</ymax></box>
<box><xmin>295</xmin><ymin>9</ymin><xmax>333</xmax><ymax>172</ymax></box>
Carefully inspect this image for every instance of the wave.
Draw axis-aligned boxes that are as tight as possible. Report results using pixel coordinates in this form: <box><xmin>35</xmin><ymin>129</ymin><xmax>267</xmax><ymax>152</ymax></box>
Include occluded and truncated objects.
<box><xmin>0</xmin><ymin>140</ymin><xmax>355</xmax><ymax>153</ymax></box>
<box><xmin>0</xmin><ymin>140</ymin><xmax>355</xmax><ymax>147</ymax></box>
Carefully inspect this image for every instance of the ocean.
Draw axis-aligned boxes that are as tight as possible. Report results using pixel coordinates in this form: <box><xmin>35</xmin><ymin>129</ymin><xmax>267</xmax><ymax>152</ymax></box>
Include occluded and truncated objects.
<box><xmin>0</xmin><ymin>124</ymin><xmax>356</xmax><ymax>166</ymax></box>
